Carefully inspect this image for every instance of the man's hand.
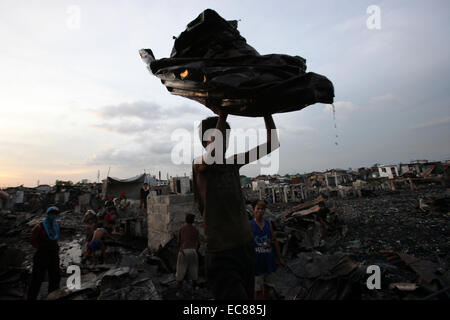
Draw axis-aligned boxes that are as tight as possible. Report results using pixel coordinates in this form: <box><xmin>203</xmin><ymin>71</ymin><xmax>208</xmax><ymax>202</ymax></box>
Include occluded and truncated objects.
<box><xmin>263</xmin><ymin>114</ymin><xmax>279</xmax><ymax>153</ymax></box>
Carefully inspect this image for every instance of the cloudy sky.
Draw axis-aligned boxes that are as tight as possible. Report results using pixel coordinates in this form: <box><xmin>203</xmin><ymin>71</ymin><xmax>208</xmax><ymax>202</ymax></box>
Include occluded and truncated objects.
<box><xmin>1</xmin><ymin>0</ymin><xmax>449</xmax><ymax>187</ymax></box>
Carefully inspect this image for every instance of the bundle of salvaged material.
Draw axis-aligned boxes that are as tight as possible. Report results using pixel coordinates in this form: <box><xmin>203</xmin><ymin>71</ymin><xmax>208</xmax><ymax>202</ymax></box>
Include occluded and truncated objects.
<box><xmin>140</xmin><ymin>9</ymin><xmax>334</xmax><ymax>117</ymax></box>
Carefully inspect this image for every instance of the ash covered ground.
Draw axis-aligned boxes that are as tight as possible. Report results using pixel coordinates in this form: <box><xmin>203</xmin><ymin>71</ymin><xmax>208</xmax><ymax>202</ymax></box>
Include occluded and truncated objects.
<box><xmin>1</xmin><ymin>184</ymin><xmax>449</xmax><ymax>300</ymax></box>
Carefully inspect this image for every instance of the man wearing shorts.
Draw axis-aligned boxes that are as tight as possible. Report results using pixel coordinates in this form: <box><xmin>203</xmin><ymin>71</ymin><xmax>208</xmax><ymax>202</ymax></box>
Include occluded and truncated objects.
<box><xmin>176</xmin><ymin>213</ymin><xmax>200</xmax><ymax>297</ymax></box>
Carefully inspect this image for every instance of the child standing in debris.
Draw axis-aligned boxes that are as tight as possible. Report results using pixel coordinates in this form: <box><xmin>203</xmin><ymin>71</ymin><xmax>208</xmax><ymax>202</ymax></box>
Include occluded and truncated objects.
<box><xmin>251</xmin><ymin>200</ymin><xmax>285</xmax><ymax>300</ymax></box>
<box><xmin>176</xmin><ymin>213</ymin><xmax>200</xmax><ymax>297</ymax></box>
<box><xmin>27</xmin><ymin>206</ymin><xmax>61</xmax><ymax>300</ymax></box>
<box><xmin>192</xmin><ymin>110</ymin><xmax>279</xmax><ymax>300</ymax></box>
<box><xmin>82</xmin><ymin>221</ymin><xmax>115</xmax><ymax>265</ymax></box>
<box><xmin>138</xmin><ymin>183</ymin><xmax>150</xmax><ymax>217</ymax></box>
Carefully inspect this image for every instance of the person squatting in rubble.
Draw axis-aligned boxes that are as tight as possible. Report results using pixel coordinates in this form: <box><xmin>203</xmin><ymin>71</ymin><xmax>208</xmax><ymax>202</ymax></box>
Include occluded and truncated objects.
<box><xmin>81</xmin><ymin>220</ymin><xmax>116</xmax><ymax>265</ymax></box>
<box><xmin>103</xmin><ymin>208</ymin><xmax>121</xmax><ymax>261</ymax></box>
<box><xmin>192</xmin><ymin>110</ymin><xmax>279</xmax><ymax>300</ymax></box>
<box><xmin>176</xmin><ymin>213</ymin><xmax>200</xmax><ymax>297</ymax></box>
<box><xmin>27</xmin><ymin>206</ymin><xmax>61</xmax><ymax>300</ymax></box>
<box><xmin>82</xmin><ymin>209</ymin><xmax>98</xmax><ymax>253</ymax></box>
<box><xmin>250</xmin><ymin>200</ymin><xmax>285</xmax><ymax>300</ymax></box>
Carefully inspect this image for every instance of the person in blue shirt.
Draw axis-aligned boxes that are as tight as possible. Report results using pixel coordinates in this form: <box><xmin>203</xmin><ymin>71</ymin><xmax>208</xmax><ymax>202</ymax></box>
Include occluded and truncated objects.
<box><xmin>250</xmin><ymin>200</ymin><xmax>285</xmax><ymax>300</ymax></box>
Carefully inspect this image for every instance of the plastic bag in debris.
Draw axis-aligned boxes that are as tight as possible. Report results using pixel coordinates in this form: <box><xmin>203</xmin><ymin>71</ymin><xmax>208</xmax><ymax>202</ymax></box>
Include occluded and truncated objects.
<box><xmin>139</xmin><ymin>9</ymin><xmax>334</xmax><ymax>117</ymax></box>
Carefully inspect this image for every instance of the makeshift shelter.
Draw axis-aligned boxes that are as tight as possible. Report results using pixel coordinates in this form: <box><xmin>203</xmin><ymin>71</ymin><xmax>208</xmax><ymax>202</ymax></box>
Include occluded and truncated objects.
<box><xmin>102</xmin><ymin>174</ymin><xmax>146</xmax><ymax>200</ymax></box>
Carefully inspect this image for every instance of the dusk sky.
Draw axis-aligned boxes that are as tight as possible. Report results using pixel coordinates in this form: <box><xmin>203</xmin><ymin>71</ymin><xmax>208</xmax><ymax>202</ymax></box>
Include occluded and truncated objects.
<box><xmin>1</xmin><ymin>0</ymin><xmax>449</xmax><ymax>187</ymax></box>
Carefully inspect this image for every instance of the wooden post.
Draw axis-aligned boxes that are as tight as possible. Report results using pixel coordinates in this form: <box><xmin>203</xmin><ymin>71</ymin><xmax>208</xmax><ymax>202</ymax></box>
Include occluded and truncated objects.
<box><xmin>334</xmin><ymin>170</ymin><xmax>338</xmax><ymax>187</ymax></box>
<box><xmin>325</xmin><ymin>173</ymin><xmax>330</xmax><ymax>197</ymax></box>
<box><xmin>272</xmin><ymin>187</ymin><xmax>276</xmax><ymax>203</ymax></box>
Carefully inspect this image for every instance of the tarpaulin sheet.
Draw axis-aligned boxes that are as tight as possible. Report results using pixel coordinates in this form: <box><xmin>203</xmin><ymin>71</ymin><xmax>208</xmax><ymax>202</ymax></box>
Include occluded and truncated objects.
<box><xmin>102</xmin><ymin>174</ymin><xmax>146</xmax><ymax>200</ymax></box>
<box><xmin>140</xmin><ymin>9</ymin><xmax>334</xmax><ymax>117</ymax></box>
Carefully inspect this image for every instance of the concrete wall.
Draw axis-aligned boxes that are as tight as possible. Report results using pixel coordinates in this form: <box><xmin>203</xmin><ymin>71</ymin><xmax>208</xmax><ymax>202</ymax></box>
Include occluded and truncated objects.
<box><xmin>76</xmin><ymin>193</ymin><xmax>91</xmax><ymax>213</ymax></box>
<box><xmin>126</xmin><ymin>217</ymin><xmax>148</xmax><ymax>238</ymax></box>
<box><xmin>169</xmin><ymin>177</ymin><xmax>191</xmax><ymax>194</ymax></box>
<box><xmin>147</xmin><ymin>193</ymin><xmax>201</xmax><ymax>251</ymax></box>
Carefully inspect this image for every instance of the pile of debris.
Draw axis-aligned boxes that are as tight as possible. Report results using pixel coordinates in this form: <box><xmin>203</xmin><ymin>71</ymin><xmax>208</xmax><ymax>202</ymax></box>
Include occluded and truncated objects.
<box><xmin>1</xmin><ymin>183</ymin><xmax>448</xmax><ymax>300</ymax></box>
<box><xmin>379</xmin><ymin>250</ymin><xmax>450</xmax><ymax>300</ymax></box>
<box><xmin>419</xmin><ymin>191</ymin><xmax>450</xmax><ymax>214</ymax></box>
<box><xmin>254</xmin><ymin>196</ymin><xmax>367</xmax><ymax>300</ymax></box>
<box><xmin>275</xmin><ymin>196</ymin><xmax>347</xmax><ymax>258</ymax></box>
<box><xmin>47</xmin><ymin>258</ymin><xmax>162</xmax><ymax>301</ymax></box>
<box><xmin>0</xmin><ymin>245</ymin><xmax>28</xmax><ymax>300</ymax></box>
<box><xmin>274</xmin><ymin>251</ymin><xmax>366</xmax><ymax>300</ymax></box>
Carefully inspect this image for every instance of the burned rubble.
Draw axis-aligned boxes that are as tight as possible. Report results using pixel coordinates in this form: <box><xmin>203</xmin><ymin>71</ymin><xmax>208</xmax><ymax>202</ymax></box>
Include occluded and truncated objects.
<box><xmin>1</xmin><ymin>175</ymin><xmax>449</xmax><ymax>300</ymax></box>
<box><xmin>266</xmin><ymin>184</ymin><xmax>450</xmax><ymax>300</ymax></box>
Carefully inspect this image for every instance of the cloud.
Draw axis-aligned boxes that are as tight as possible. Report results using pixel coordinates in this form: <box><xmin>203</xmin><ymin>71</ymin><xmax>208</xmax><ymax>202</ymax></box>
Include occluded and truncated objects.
<box><xmin>92</xmin><ymin>120</ymin><xmax>151</xmax><ymax>134</ymax></box>
<box><xmin>86</xmin><ymin>147</ymin><xmax>171</xmax><ymax>167</ymax></box>
<box><xmin>323</xmin><ymin>101</ymin><xmax>358</xmax><ymax>114</ymax></box>
<box><xmin>370</xmin><ymin>93</ymin><xmax>399</xmax><ymax>104</ymax></box>
<box><xmin>278</xmin><ymin>125</ymin><xmax>315</xmax><ymax>136</ymax></box>
<box><xmin>93</xmin><ymin>101</ymin><xmax>199</xmax><ymax>121</ymax></box>
<box><xmin>90</xmin><ymin>100</ymin><xmax>202</xmax><ymax>135</ymax></box>
<box><xmin>85</xmin><ymin>100</ymin><xmax>203</xmax><ymax>168</ymax></box>
<box><xmin>94</xmin><ymin>101</ymin><xmax>165</xmax><ymax>120</ymax></box>
<box><xmin>411</xmin><ymin>116</ymin><xmax>450</xmax><ymax>130</ymax></box>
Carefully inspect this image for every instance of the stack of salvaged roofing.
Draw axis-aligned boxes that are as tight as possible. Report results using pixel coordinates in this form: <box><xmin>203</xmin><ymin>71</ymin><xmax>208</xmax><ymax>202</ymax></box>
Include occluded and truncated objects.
<box><xmin>277</xmin><ymin>196</ymin><xmax>347</xmax><ymax>256</ymax></box>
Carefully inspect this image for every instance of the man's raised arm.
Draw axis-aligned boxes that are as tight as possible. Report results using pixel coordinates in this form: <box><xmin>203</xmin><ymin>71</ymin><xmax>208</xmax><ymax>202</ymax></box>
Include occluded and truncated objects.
<box><xmin>230</xmin><ymin>114</ymin><xmax>280</xmax><ymax>168</ymax></box>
